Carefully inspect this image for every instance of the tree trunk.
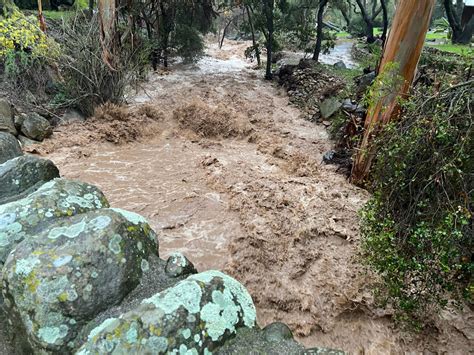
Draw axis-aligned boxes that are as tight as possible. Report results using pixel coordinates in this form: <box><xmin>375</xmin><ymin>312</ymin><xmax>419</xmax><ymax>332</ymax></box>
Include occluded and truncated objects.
<box><xmin>98</xmin><ymin>0</ymin><xmax>118</xmax><ymax>70</ymax></box>
<box><xmin>313</xmin><ymin>0</ymin><xmax>329</xmax><ymax>62</ymax></box>
<box><xmin>355</xmin><ymin>0</ymin><xmax>375</xmax><ymax>43</ymax></box>
<box><xmin>220</xmin><ymin>17</ymin><xmax>234</xmax><ymax>49</ymax></box>
<box><xmin>246</xmin><ymin>5</ymin><xmax>261</xmax><ymax>66</ymax></box>
<box><xmin>380</xmin><ymin>0</ymin><xmax>388</xmax><ymax>44</ymax></box>
<box><xmin>263</xmin><ymin>0</ymin><xmax>274</xmax><ymax>80</ymax></box>
<box><xmin>351</xmin><ymin>0</ymin><xmax>436</xmax><ymax>185</ymax></box>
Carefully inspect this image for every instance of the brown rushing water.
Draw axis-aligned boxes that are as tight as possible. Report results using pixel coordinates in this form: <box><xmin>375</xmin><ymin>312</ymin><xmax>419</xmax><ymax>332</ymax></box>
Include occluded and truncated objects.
<box><xmin>40</xmin><ymin>40</ymin><xmax>473</xmax><ymax>354</ymax></box>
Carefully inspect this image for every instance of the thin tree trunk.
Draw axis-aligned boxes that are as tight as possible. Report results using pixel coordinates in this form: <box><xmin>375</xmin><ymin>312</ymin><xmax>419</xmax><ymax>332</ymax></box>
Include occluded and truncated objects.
<box><xmin>351</xmin><ymin>0</ymin><xmax>436</xmax><ymax>185</ymax></box>
<box><xmin>38</xmin><ymin>0</ymin><xmax>46</xmax><ymax>32</ymax></box>
<box><xmin>246</xmin><ymin>5</ymin><xmax>261</xmax><ymax>66</ymax></box>
<box><xmin>313</xmin><ymin>0</ymin><xmax>329</xmax><ymax>62</ymax></box>
<box><xmin>263</xmin><ymin>0</ymin><xmax>274</xmax><ymax>80</ymax></box>
<box><xmin>355</xmin><ymin>0</ymin><xmax>375</xmax><ymax>43</ymax></box>
<box><xmin>380</xmin><ymin>0</ymin><xmax>388</xmax><ymax>44</ymax></box>
<box><xmin>220</xmin><ymin>17</ymin><xmax>234</xmax><ymax>49</ymax></box>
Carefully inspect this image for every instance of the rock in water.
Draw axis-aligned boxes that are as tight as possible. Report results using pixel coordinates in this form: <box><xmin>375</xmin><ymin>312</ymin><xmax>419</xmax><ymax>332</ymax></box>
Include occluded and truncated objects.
<box><xmin>333</xmin><ymin>61</ymin><xmax>347</xmax><ymax>69</ymax></box>
<box><xmin>319</xmin><ymin>97</ymin><xmax>342</xmax><ymax>119</ymax></box>
<box><xmin>2</xmin><ymin>208</ymin><xmax>158</xmax><ymax>353</ymax></box>
<box><xmin>77</xmin><ymin>270</ymin><xmax>257</xmax><ymax>354</ymax></box>
<box><xmin>20</xmin><ymin>113</ymin><xmax>53</xmax><ymax>142</ymax></box>
<box><xmin>0</xmin><ymin>132</ymin><xmax>22</xmax><ymax>164</ymax></box>
<box><xmin>0</xmin><ymin>178</ymin><xmax>109</xmax><ymax>265</ymax></box>
<box><xmin>0</xmin><ymin>99</ymin><xmax>17</xmax><ymax>136</ymax></box>
<box><xmin>0</xmin><ymin>156</ymin><xmax>60</xmax><ymax>205</ymax></box>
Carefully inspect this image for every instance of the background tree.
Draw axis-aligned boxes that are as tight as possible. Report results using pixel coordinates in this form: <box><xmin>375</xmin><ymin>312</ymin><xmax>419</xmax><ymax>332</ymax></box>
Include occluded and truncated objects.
<box><xmin>354</xmin><ymin>0</ymin><xmax>383</xmax><ymax>43</ymax></box>
<box><xmin>444</xmin><ymin>0</ymin><xmax>474</xmax><ymax>44</ymax></box>
<box><xmin>313</xmin><ymin>0</ymin><xmax>329</xmax><ymax>61</ymax></box>
<box><xmin>352</xmin><ymin>0</ymin><xmax>436</xmax><ymax>184</ymax></box>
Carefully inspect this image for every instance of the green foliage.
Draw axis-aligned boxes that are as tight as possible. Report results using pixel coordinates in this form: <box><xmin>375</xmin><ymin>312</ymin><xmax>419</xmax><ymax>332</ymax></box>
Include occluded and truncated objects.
<box><xmin>171</xmin><ymin>24</ymin><xmax>204</xmax><ymax>63</ymax></box>
<box><xmin>361</xmin><ymin>80</ymin><xmax>474</xmax><ymax>325</ymax></box>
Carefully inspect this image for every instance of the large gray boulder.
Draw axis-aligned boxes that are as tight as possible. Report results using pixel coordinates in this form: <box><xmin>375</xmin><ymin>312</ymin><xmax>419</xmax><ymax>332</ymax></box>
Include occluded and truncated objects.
<box><xmin>2</xmin><ymin>208</ymin><xmax>158</xmax><ymax>353</ymax></box>
<box><xmin>0</xmin><ymin>132</ymin><xmax>22</xmax><ymax>164</ymax></box>
<box><xmin>0</xmin><ymin>178</ymin><xmax>109</xmax><ymax>265</ymax></box>
<box><xmin>0</xmin><ymin>99</ymin><xmax>17</xmax><ymax>136</ymax></box>
<box><xmin>76</xmin><ymin>270</ymin><xmax>257</xmax><ymax>354</ymax></box>
<box><xmin>0</xmin><ymin>155</ymin><xmax>60</xmax><ymax>205</ymax></box>
<box><xmin>21</xmin><ymin>113</ymin><xmax>53</xmax><ymax>142</ymax></box>
<box><xmin>319</xmin><ymin>97</ymin><xmax>342</xmax><ymax>119</ymax></box>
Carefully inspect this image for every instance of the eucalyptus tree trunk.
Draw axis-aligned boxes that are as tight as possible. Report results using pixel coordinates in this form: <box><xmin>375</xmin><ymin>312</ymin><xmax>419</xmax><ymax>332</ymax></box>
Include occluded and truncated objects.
<box><xmin>98</xmin><ymin>0</ymin><xmax>118</xmax><ymax>70</ymax></box>
<box><xmin>351</xmin><ymin>0</ymin><xmax>436</xmax><ymax>185</ymax></box>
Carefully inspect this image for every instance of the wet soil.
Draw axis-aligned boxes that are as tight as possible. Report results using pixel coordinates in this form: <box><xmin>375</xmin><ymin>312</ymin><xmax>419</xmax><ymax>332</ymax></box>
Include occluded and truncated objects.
<box><xmin>38</xmin><ymin>40</ymin><xmax>473</xmax><ymax>354</ymax></box>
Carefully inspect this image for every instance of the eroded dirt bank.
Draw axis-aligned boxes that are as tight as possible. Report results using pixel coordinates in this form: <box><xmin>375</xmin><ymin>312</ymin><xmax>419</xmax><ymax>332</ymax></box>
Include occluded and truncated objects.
<box><xmin>37</xmin><ymin>41</ymin><xmax>473</xmax><ymax>354</ymax></box>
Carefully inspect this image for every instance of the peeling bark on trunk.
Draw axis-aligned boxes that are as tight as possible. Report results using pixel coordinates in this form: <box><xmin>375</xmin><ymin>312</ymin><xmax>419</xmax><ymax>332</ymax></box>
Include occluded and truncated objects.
<box><xmin>351</xmin><ymin>0</ymin><xmax>436</xmax><ymax>185</ymax></box>
<box><xmin>98</xmin><ymin>0</ymin><xmax>118</xmax><ymax>70</ymax></box>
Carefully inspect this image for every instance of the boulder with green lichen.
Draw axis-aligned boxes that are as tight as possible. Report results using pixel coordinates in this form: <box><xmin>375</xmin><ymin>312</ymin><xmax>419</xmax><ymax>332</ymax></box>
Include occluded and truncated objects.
<box><xmin>76</xmin><ymin>270</ymin><xmax>257</xmax><ymax>354</ymax></box>
<box><xmin>2</xmin><ymin>208</ymin><xmax>158</xmax><ymax>353</ymax></box>
<box><xmin>0</xmin><ymin>178</ymin><xmax>109</xmax><ymax>266</ymax></box>
<box><xmin>0</xmin><ymin>155</ymin><xmax>60</xmax><ymax>205</ymax></box>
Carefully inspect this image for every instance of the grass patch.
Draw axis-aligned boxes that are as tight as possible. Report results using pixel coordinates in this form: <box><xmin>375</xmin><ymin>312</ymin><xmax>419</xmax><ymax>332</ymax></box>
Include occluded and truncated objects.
<box><xmin>43</xmin><ymin>10</ymin><xmax>74</xmax><ymax>20</ymax></box>
<box><xmin>336</xmin><ymin>31</ymin><xmax>350</xmax><ymax>38</ymax></box>
<box><xmin>426</xmin><ymin>32</ymin><xmax>448</xmax><ymax>41</ymax></box>
<box><xmin>427</xmin><ymin>43</ymin><xmax>473</xmax><ymax>55</ymax></box>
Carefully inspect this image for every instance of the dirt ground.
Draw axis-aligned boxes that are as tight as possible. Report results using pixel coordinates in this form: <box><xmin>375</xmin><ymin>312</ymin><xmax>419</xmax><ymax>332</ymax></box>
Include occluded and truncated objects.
<box><xmin>37</xmin><ymin>40</ymin><xmax>473</xmax><ymax>354</ymax></box>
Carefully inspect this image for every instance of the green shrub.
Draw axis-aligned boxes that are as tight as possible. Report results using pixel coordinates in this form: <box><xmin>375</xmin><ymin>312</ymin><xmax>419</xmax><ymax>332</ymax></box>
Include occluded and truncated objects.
<box><xmin>361</xmin><ymin>80</ymin><xmax>473</xmax><ymax>326</ymax></box>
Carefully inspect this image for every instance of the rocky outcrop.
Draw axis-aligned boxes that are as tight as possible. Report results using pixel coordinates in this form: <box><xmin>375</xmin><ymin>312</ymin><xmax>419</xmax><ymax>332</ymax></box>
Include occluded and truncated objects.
<box><xmin>0</xmin><ymin>156</ymin><xmax>60</xmax><ymax>205</ymax></box>
<box><xmin>20</xmin><ymin>113</ymin><xmax>53</xmax><ymax>142</ymax></box>
<box><xmin>0</xmin><ymin>132</ymin><xmax>22</xmax><ymax>164</ymax></box>
<box><xmin>0</xmin><ymin>99</ymin><xmax>17</xmax><ymax>136</ymax></box>
<box><xmin>77</xmin><ymin>270</ymin><xmax>257</xmax><ymax>354</ymax></box>
<box><xmin>2</xmin><ymin>209</ymin><xmax>158</xmax><ymax>353</ymax></box>
<box><xmin>278</xmin><ymin>63</ymin><xmax>345</xmax><ymax>121</ymax></box>
<box><xmin>0</xmin><ymin>178</ymin><xmax>109</xmax><ymax>265</ymax></box>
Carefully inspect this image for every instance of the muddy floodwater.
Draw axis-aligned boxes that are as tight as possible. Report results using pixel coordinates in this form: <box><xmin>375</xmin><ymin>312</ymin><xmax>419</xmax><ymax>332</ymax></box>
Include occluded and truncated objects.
<box><xmin>40</xmin><ymin>40</ymin><xmax>473</xmax><ymax>354</ymax></box>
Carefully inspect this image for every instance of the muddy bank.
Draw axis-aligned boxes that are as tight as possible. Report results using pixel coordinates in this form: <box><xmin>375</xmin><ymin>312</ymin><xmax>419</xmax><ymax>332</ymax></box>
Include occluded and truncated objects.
<box><xmin>38</xmin><ymin>40</ymin><xmax>473</xmax><ymax>354</ymax></box>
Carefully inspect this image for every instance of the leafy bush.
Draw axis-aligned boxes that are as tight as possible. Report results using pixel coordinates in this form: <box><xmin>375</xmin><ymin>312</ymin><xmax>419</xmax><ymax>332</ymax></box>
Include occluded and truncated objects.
<box><xmin>0</xmin><ymin>11</ymin><xmax>60</xmax><ymax>103</ymax></box>
<box><xmin>171</xmin><ymin>24</ymin><xmax>204</xmax><ymax>63</ymax></box>
<box><xmin>361</xmin><ymin>80</ymin><xmax>473</xmax><ymax>326</ymax></box>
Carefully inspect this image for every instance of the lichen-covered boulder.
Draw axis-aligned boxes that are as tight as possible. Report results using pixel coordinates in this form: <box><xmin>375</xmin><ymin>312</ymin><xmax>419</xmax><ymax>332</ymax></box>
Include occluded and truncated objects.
<box><xmin>2</xmin><ymin>208</ymin><xmax>158</xmax><ymax>353</ymax></box>
<box><xmin>0</xmin><ymin>178</ymin><xmax>109</xmax><ymax>265</ymax></box>
<box><xmin>0</xmin><ymin>155</ymin><xmax>60</xmax><ymax>205</ymax></box>
<box><xmin>77</xmin><ymin>270</ymin><xmax>257</xmax><ymax>354</ymax></box>
<box><xmin>0</xmin><ymin>98</ymin><xmax>17</xmax><ymax>136</ymax></box>
<box><xmin>0</xmin><ymin>132</ymin><xmax>22</xmax><ymax>164</ymax></box>
<box><xmin>20</xmin><ymin>113</ymin><xmax>53</xmax><ymax>142</ymax></box>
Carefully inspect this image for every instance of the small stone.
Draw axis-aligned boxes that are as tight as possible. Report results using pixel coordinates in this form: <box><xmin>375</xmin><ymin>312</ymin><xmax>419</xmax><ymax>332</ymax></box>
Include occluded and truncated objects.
<box><xmin>165</xmin><ymin>252</ymin><xmax>197</xmax><ymax>278</ymax></box>
<box><xmin>263</xmin><ymin>322</ymin><xmax>294</xmax><ymax>342</ymax></box>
